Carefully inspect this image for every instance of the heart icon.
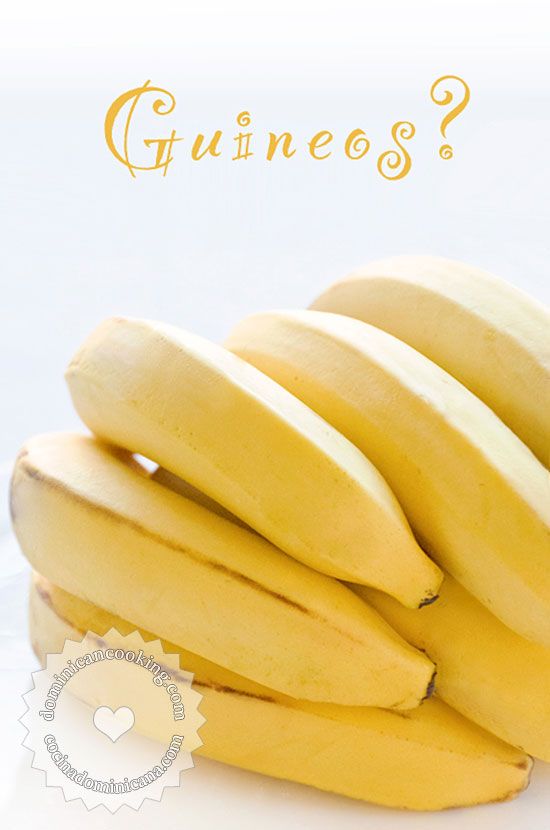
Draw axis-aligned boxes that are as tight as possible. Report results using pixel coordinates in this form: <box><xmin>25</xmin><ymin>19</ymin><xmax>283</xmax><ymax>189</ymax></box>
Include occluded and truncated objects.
<box><xmin>93</xmin><ymin>706</ymin><xmax>135</xmax><ymax>742</ymax></box>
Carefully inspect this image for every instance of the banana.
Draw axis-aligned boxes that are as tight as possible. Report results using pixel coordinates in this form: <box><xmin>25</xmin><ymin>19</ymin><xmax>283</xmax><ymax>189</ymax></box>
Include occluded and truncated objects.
<box><xmin>64</xmin><ymin>316</ymin><xmax>442</xmax><ymax>606</ymax></box>
<box><xmin>354</xmin><ymin>576</ymin><xmax>550</xmax><ymax>761</ymax></box>
<box><xmin>29</xmin><ymin>574</ymin><xmax>532</xmax><ymax>811</ymax></box>
<box><xmin>226</xmin><ymin>310</ymin><xmax>550</xmax><ymax>646</ymax></box>
<box><xmin>311</xmin><ymin>255</ymin><xmax>550</xmax><ymax>465</ymax></box>
<box><xmin>11</xmin><ymin>432</ymin><xmax>436</xmax><ymax>708</ymax></box>
<box><xmin>127</xmin><ymin>463</ymin><xmax>550</xmax><ymax>759</ymax></box>
<box><xmin>156</xmin><ymin>461</ymin><xmax>550</xmax><ymax>760</ymax></box>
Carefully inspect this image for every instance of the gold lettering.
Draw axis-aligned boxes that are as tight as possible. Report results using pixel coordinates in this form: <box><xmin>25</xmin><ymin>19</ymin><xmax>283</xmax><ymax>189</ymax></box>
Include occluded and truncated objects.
<box><xmin>308</xmin><ymin>131</ymin><xmax>333</xmax><ymax>160</ymax></box>
<box><xmin>233</xmin><ymin>111</ymin><xmax>253</xmax><ymax>160</ymax></box>
<box><xmin>191</xmin><ymin>132</ymin><xmax>223</xmax><ymax>160</ymax></box>
<box><xmin>345</xmin><ymin>128</ymin><xmax>370</xmax><ymax>160</ymax></box>
<box><xmin>377</xmin><ymin>121</ymin><xmax>415</xmax><ymax>180</ymax></box>
<box><xmin>104</xmin><ymin>80</ymin><xmax>181</xmax><ymax>176</ymax></box>
<box><xmin>266</xmin><ymin>132</ymin><xmax>296</xmax><ymax>160</ymax></box>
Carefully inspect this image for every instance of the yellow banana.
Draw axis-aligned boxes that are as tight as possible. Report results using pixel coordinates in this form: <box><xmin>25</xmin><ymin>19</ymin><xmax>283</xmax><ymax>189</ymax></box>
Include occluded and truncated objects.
<box><xmin>11</xmin><ymin>432</ymin><xmax>435</xmax><ymax>708</ymax></box>
<box><xmin>311</xmin><ymin>255</ymin><xmax>550</xmax><ymax>465</ymax></box>
<box><xmin>64</xmin><ymin>316</ymin><xmax>442</xmax><ymax>606</ymax></box>
<box><xmin>140</xmin><ymin>463</ymin><xmax>550</xmax><ymax>760</ymax></box>
<box><xmin>355</xmin><ymin>576</ymin><xmax>550</xmax><ymax>761</ymax></box>
<box><xmin>29</xmin><ymin>574</ymin><xmax>532</xmax><ymax>811</ymax></box>
<box><xmin>226</xmin><ymin>310</ymin><xmax>550</xmax><ymax>646</ymax></box>
<box><xmin>154</xmin><ymin>462</ymin><xmax>550</xmax><ymax>759</ymax></box>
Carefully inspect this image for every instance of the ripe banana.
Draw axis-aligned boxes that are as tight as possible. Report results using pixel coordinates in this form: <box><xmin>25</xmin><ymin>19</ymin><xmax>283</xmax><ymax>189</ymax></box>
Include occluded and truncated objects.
<box><xmin>154</xmin><ymin>463</ymin><xmax>550</xmax><ymax>760</ymax></box>
<box><xmin>144</xmin><ymin>463</ymin><xmax>550</xmax><ymax>759</ymax></box>
<box><xmin>29</xmin><ymin>574</ymin><xmax>532</xmax><ymax>811</ymax></box>
<box><xmin>65</xmin><ymin>316</ymin><xmax>442</xmax><ymax>606</ymax></box>
<box><xmin>355</xmin><ymin>576</ymin><xmax>550</xmax><ymax>761</ymax></box>
<box><xmin>226</xmin><ymin>310</ymin><xmax>550</xmax><ymax>646</ymax></box>
<box><xmin>11</xmin><ymin>432</ymin><xmax>436</xmax><ymax>708</ymax></box>
<box><xmin>311</xmin><ymin>255</ymin><xmax>550</xmax><ymax>465</ymax></box>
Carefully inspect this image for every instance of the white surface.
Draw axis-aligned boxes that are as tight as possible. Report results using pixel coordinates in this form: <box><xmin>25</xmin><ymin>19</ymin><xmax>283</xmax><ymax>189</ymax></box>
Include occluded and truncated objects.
<box><xmin>1</xmin><ymin>1</ymin><xmax>549</xmax><ymax>826</ymax></box>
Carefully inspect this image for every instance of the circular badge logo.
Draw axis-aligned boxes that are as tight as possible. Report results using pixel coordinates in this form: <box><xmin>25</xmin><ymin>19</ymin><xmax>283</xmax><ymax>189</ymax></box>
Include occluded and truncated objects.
<box><xmin>21</xmin><ymin>628</ymin><xmax>205</xmax><ymax>811</ymax></box>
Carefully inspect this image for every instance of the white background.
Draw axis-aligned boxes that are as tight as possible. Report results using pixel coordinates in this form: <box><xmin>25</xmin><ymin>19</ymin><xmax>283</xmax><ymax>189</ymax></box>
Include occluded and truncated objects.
<box><xmin>0</xmin><ymin>1</ymin><xmax>549</xmax><ymax>827</ymax></box>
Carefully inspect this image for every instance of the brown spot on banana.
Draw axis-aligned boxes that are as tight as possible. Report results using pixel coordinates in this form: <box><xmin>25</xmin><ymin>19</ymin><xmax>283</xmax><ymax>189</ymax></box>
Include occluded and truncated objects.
<box><xmin>418</xmin><ymin>593</ymin><xmax>440</xmax><ymax>608</ymax></box>
<box><xmin>192</xmin><ymin>678</ymin><xmax>277</xmax><ymax>704</ymax></box>
<box><xmin>422</xmin><ymin>669</ymin><xmax>437</xmax><ymax>701</ymax></box>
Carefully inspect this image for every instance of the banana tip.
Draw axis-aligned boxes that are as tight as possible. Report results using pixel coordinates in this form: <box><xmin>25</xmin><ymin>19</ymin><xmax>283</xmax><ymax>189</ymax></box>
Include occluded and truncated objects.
<box><xmin>423</xmin><ymin>669</ymin><xmax>437</xmax><ymax>701</ymax></box>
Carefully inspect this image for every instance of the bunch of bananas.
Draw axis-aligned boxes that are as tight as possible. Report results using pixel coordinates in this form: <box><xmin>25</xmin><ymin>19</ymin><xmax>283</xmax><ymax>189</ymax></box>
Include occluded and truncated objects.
<box><xmin>11</xmin><ymin>255</ymin><xmax>550</xmax><ymax>811</ymax></box>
